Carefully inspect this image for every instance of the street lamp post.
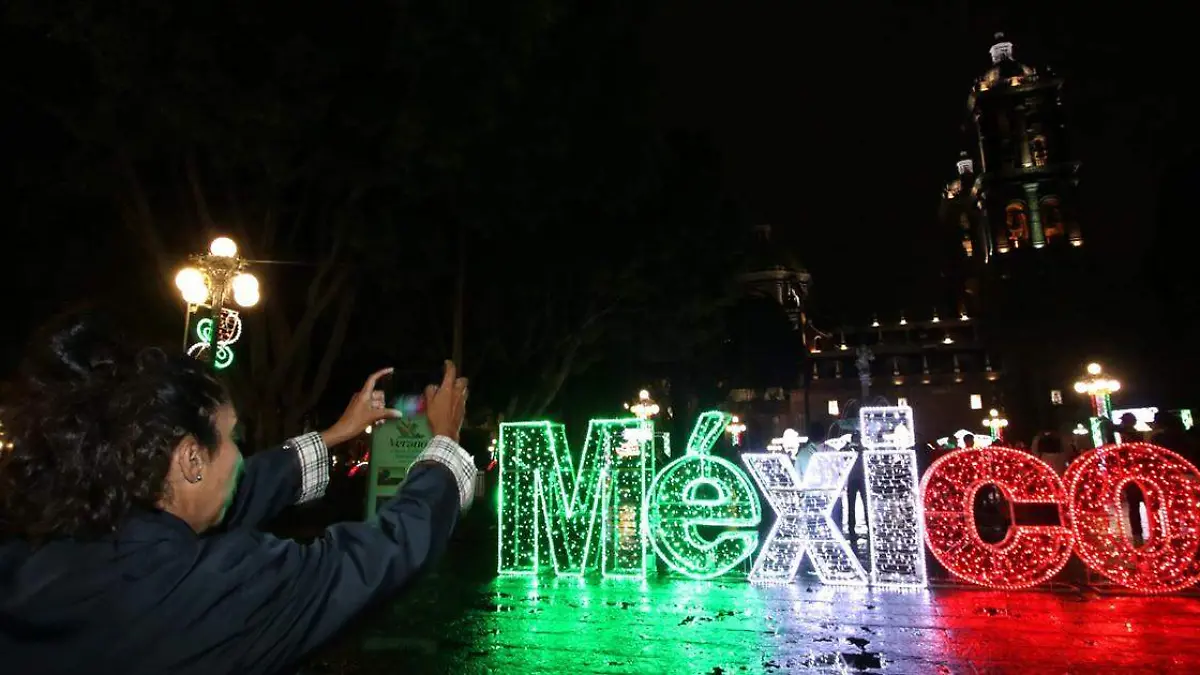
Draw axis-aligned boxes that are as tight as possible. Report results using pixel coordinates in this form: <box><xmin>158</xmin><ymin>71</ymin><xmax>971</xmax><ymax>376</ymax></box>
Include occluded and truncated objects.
<box><xmin>1073</xmin><ymin>362</ymin><xmax>1120</xmax><ymax>447</ymax></box>
<box><xmin>725</xmin><ymin>415</ymin><xmax>747</xmax><ymax>446</ymax></box>
<box><xmin>1073</xmin><ymin>362</ymin><xmax>1120</xmax><ymax>419</ymax></box>
<box><xmin>982</xmin><ymin>408</ymin><xmax>1009</xmax><ymax>441</ymax></box>
<box><xmin>625</xmin><ymin>389</ymin><xmax>661</xmax><ymax>421</ymax></box>
<box><xmin>174</xmin><ymin>236</ymin><xmax>261</xmax><ymax>369</ymax></box>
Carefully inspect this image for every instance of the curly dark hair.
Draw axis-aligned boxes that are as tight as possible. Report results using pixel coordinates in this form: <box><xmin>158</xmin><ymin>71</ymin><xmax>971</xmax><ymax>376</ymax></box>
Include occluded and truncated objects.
<box><xmin>0</xmin><ymin>312</ymin><xmax>229</xmax><ymax>541</ymax></box>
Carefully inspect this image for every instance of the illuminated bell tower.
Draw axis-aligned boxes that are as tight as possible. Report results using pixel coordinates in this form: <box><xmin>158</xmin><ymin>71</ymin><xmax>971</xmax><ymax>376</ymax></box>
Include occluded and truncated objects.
<box><xmin>947</xmin><ymin>33</ymin><xmax>1083</xmax><ymax>261</ymax></box>
<box><xmin>940</xmin><ymin>34</ymin><xmax>1093</xmax><ymax>440</ymax></box>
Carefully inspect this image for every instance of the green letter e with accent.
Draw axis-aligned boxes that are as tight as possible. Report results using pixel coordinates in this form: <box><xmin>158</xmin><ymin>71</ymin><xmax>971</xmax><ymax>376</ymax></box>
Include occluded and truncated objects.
<box><xmin>646</xmin><ymin>411</ymin><xmax>762</xmax><ymax>579</ymax></box>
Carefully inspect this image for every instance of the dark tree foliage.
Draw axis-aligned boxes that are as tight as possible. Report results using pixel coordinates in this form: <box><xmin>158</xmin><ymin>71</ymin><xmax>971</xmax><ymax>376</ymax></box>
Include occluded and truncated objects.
<box><xmin>1</xmin><ymin>0</ymin><xmax>744</xmax><ymax>439</ymax></box>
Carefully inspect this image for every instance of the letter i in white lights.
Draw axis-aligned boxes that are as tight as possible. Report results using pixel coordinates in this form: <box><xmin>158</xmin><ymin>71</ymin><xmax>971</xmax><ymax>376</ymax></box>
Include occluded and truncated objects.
<box><xmin>859</xmin><ymin>406</ymin><xmax>928</xmax><ymax>589</ymax></box>
<box><xmin>743</xmin><ymin>451</ymin><xmax>868</xmax><ymax>586</ymax></box>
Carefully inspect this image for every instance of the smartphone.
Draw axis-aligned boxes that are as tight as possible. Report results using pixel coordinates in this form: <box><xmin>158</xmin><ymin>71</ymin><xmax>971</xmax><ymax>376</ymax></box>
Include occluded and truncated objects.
<box><xmin>379</xmin><ymin>369</ymin><xmax>433</xmax><ymax>414</ymax></box>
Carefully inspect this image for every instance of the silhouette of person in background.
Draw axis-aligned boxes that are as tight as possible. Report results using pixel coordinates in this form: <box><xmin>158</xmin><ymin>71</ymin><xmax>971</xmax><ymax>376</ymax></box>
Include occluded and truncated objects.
<box><xmin>1115</xmin><ymin>413</ymin><xmax>1144</xmax><ymax>444</ymax></box>
<box><xmin>845</xmin><ymin>431</ymin><xmax>866</xmax><ymax>543</ymax></box>
<box><xmin>1151</xmin><ymin>412</ymin><xmax>1196</xmax><ymax>464</ymax></box>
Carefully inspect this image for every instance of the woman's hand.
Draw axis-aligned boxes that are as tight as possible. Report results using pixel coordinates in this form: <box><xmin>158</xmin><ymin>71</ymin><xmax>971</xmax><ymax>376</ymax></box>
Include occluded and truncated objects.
<box><xmin>322</xmin><ymin>368</ymin><xmax>400</xmax><ymax>447</ymax></box>
<box><xmin>425</xmin><ymin>361</ymin><xmax>468</xmax><ymax>442</ymax></box>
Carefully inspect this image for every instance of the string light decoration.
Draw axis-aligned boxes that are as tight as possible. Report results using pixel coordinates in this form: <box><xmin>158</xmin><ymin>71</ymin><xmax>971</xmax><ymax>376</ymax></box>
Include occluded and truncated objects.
<box><xmin>742</xmin><ymin>450</ymin><xmax>867</xmax><ymax>585</ymax></box>
<box><xmin>497</xmin><ymin>418</ymin><xmax>652</xmax><ymax>578</ymax></box>
<box><xmin>185</xmin><ymin>309</ymin><xmax>242</xmax><ymax>370</ymax></box>
<box><xmin>606</xmin><ymin>423</ymin><xmax>655</xmax><ymax>578</ymax></box>
<box><xmin>656</xmin><ymin>432</ymin><xmax>672</xmax><ymax>458</ymax></box>
<box><xmin>921</xmin><ymin>447</ymin><xmax>1075</xmax><ymax>589</ymax></box>
<box><xmin>1065</xmin><ymin>443</ymin><xmax>1200</xmax><ymax>593</ymax></box>
<box><xmin>647</xmin><ymin>411</ymin><xmax>761</xmax><ymax>579</ymax></box>
<box><xmin>859</xmin><ymin>406</ymin><xmax>927</xmax><ymax>589</ymax></box>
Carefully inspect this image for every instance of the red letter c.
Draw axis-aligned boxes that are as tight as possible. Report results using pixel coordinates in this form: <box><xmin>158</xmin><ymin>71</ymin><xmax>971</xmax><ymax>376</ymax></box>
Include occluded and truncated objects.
<box><xmin>922</xmin><ymin>447</ymin><xmax>1074</xmax><ymax>589</ymax></box>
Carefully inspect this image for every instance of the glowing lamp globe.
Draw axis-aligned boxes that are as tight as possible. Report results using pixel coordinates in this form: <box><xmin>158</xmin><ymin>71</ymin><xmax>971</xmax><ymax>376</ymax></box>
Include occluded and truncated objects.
<box><xmin>209</xmin><ymin>237</ymin><xmax>238</xmax><ymax>258</ymax></box>
<box><xmin>175</xmin><ymin>267</ymin><xmax>209</xmax><ymax>305</ymax></box>
<box><xmin>1086</xmin><ymin>362</ymin><xmax>1102</xmax><ymax>376</ymax></box>
<box><xmin>232</xmin><ymin>272</ymin><xmax>260</xmax><ymax>307</ymax></box>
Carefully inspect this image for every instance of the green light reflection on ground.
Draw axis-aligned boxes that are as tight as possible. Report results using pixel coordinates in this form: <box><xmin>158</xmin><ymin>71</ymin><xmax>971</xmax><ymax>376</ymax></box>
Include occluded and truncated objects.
<box><xmin>469</xmin><ymin>575</ymin><xmax>773</xmax><ymax>673</ymax></box>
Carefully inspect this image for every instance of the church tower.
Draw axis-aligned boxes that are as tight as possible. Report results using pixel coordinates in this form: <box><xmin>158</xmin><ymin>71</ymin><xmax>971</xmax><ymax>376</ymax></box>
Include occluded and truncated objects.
<box><xmin>939</xmin><ymin>34</ymin><xmax>1095</xmax><ymax>441</ymax></box>
<box><xmin>943</xmin><ymin>33</ymin><xmax>1083</xmax><ymax>263</ymax></box>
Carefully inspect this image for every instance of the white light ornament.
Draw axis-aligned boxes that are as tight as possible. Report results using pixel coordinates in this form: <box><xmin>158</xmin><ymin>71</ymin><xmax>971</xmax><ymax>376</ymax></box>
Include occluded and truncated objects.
<box><xmin>742</xmin><ymin>451</ymin><xmax>868</xmax><ymax>586</ymax></box>
<box><xmin>859</xmin><ymin>406</ymin><xmax>928</xmax><ymax>589</ymax></box>
<box><xmin>766</xmin><ymin>429</ymin><xmax>807</xmax><ymax>457</ymax></box>
<box><xmin>824</xmin><ymin>434</ymin><xmax>852</xmax><ymax>451</ymax></box>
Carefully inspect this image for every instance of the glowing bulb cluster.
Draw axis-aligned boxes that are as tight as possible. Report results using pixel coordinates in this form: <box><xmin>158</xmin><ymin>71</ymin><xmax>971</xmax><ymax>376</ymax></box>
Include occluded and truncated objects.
<box><xmin>1073</xmin><ymin>363</ymin><xmax>1120</xmax><ymax>395</ymax></box>
<box><xmin>175</xmin><ymin>267</ymin><xmax>209</xmax><ymax>305</ymax></box>
<box><xmin>982</xmin><ymin>409</ymin><xmax>1009</xmax><ymax>438</ymax></box>
<box><xmin>176</xmin><ymin>238</ymin><xmax>260</xmax><ymax>308</ymax></box>
<box><xmin>231</xmin><ymin>272</ymin><xmax>260</xmax><ymax>307</ymax></box>
<box><xmin>624</xmin><ymin>389</ymin><xmax>661</xmax><ymax>420</ymax></box>
<box><xmin>209</xmin><ymin>236</ymin><xmax>238</xmax><ymax>257</ymax></box>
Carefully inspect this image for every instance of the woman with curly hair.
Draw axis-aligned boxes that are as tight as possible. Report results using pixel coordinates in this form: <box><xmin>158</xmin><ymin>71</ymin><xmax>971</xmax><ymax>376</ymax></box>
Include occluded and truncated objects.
<box><xmin>0</xmin><ymin>313</ymin><xmax>475</xmax><ymax>675</ymax></box>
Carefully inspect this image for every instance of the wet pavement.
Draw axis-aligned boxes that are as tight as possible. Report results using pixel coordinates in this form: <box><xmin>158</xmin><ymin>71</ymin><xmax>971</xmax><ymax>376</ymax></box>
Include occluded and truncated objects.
<box><xmin>291</xmin><ymin>491</ymin><xmax>1200</xmax><ymax>674</ymax></box>
<box><xmin>308</xmin><ymin>569</ymin><xmax>1200</xmax><ymax>674</ymax></box>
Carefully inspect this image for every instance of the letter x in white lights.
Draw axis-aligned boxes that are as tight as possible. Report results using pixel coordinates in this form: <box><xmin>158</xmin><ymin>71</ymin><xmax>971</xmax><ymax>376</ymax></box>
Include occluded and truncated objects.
<box><xmin>742</xmin><ymin>451</ymin><xmax>868</xmax><ymax>586</ymax></box>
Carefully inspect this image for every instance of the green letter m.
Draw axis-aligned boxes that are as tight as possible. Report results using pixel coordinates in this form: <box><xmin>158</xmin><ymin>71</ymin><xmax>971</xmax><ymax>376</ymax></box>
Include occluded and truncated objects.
<box><xmin>498</xmin><ymin>418</ymin><xmax>653</xmax><ymax>577</ymax></box>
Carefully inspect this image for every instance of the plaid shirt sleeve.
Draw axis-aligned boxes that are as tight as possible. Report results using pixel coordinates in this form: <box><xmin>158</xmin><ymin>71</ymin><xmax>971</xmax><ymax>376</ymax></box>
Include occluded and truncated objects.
<box><xmin>411</xmin><ymin>435</ymin><xmax>476</xmax><ymax>510</ymax></box>
<box><xmin>288</xmin><ymin>431</ymin><xmax>330</xmax><ymax>504</ymax></box>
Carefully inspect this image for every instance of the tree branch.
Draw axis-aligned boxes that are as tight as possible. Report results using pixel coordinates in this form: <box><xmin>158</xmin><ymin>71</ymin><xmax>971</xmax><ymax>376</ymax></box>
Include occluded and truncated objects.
<box><xmin>300</xmin><ymin>289</ymin><xmax>358</xmax><ymax>413</ymax></box>
<box><xmin>185</xmin><ymin>151</ymin><xmax>217</xmax><ymax>231</ymax></box>
<box><xmin>115</xmin><ymin>152</ymin><xmax>175</xmax><ymax>292</ymax></box>
<box><xmin>267</xmin><ymin>265</ymin><xmax>350</xmax><ymax>393</ymax></box>
<box><xmin>526</xmin><ymin>334</ymin><xmax>584</xmax><ymax>418</ymax></box>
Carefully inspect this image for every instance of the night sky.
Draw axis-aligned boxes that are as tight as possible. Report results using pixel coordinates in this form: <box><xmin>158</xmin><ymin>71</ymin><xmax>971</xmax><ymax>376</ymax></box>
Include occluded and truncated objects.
<box><xmin>2</xmin><ymin>1</ymin><xmax>1197</xmax><ymax>405</ymax></box>
<box><xmin>644</xmin><ymin>1</ymin><xmax>1195</xmax><ymax>319</ymax></box>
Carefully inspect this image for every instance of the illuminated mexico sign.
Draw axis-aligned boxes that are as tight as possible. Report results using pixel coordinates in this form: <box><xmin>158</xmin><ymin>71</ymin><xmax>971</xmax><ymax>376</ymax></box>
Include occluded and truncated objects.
<box><xmin>497</xmin><ymin>408</ymin><xmax>1200</xmax><ymax>593</ymax></box>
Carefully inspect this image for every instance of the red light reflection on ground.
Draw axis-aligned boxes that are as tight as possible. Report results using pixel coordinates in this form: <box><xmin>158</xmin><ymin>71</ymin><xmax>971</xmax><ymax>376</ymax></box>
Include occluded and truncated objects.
<box><xmin>931</xmin><ymin>586</ymin><xmax>1200</xmax><ymax>673</ymax></box>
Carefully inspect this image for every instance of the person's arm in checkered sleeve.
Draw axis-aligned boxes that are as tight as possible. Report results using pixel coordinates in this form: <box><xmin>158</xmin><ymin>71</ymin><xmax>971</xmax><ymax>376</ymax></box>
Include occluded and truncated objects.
<box><xmin>222</xmin><ymin>368</ymin><xmax>403</xmax><ymax>529</ymax></box>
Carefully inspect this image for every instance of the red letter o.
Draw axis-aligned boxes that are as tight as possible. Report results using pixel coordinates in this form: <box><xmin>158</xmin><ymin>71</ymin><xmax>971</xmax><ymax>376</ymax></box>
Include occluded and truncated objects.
<box><xmin>922</xmin><ymin>447</ymin><xmax>1074</xmax><ymax>589</ymax></box>
<box><xmin>1066</xmin><ymin>443</ymin><xmax>1200</xmax><ymax>593</ymax></box>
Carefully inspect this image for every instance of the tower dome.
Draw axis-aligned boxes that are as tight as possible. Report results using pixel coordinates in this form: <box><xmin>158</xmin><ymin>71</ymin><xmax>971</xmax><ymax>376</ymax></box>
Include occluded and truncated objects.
<box><xmin>738</xmin><ymin>225</ymin><xmax>810</xmax><ymax>329</ymax></box>
<box><xmin>980</xmin><ymin>33</ymin><xmax>1035</xmax><ymax>89</ymax></box>
<box><xmin>745</xmin><ymin>224</ymin><xmax>807</xmax><ymax>275</ymax></box>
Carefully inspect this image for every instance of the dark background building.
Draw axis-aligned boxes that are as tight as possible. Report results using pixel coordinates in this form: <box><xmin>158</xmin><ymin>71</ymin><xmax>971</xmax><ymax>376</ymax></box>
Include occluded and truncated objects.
<box><xmin>727</xmin><ymin>33</ymin><xmax>1107</xmax><ymax>446</ymax></box>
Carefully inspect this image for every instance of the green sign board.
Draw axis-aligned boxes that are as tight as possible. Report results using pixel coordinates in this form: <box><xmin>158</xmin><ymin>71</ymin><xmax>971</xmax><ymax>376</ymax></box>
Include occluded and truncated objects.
<box><xmin>365</xmin><ymin>414</ymin><xmax>432</xmax><ymax>521</ymax></box>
